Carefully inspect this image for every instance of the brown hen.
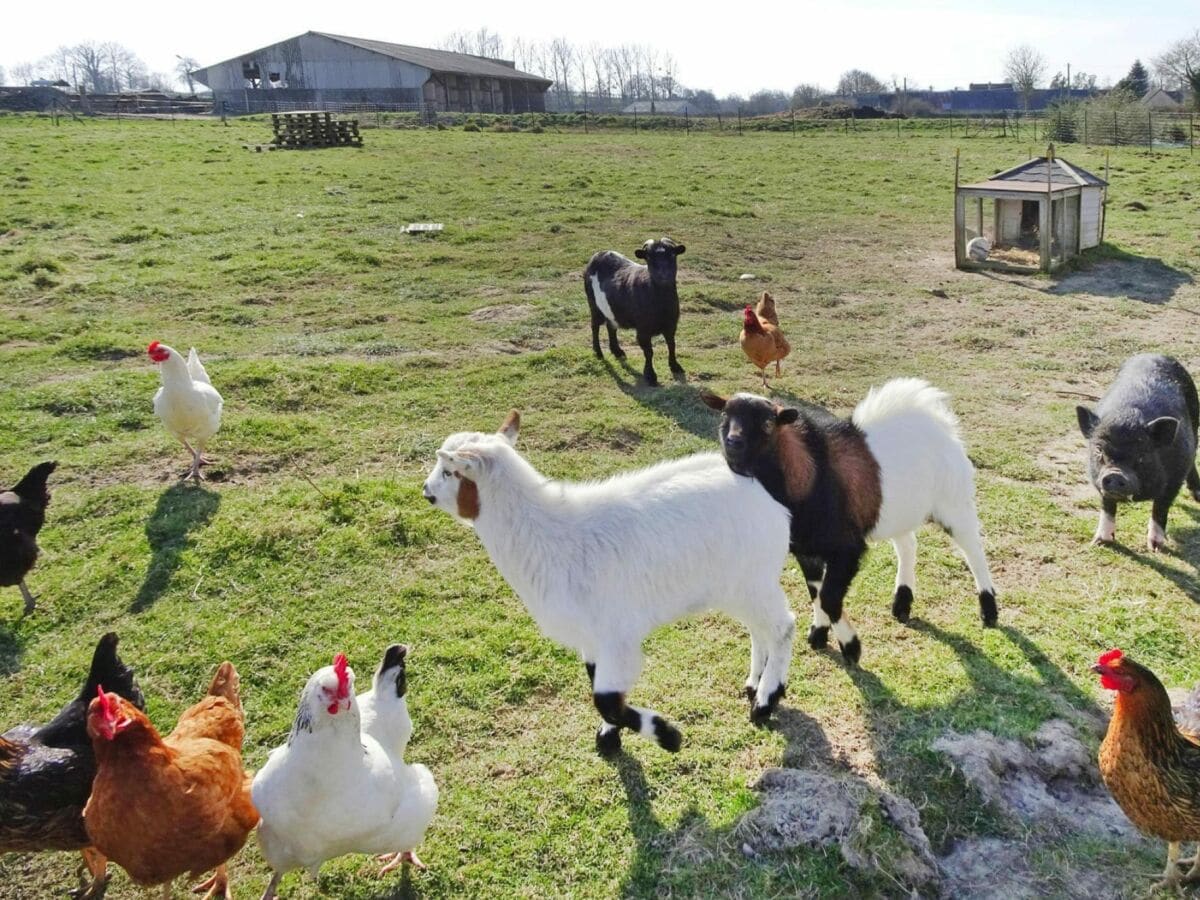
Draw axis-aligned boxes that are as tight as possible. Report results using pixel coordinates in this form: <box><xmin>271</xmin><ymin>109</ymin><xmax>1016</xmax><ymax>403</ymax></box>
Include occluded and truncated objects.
<box><xmin>84</xmin><ymin>661</ymin><xmax>259</xmax><ymax>900</ymax></box>
<box><xmin>1094</xmin><ymin>648</ymin><xmax>1200</xmax><ymax>890</ymax></box>
<box><xmin>740</xmin><ymin>295</ymin><xmax>790</xmax><ymax>387</ymax></box>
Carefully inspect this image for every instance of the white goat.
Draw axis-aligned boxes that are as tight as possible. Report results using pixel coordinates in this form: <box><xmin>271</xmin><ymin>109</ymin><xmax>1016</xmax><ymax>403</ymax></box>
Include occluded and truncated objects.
<box><xmin>422</xmin><ymin>411</ymin><xmax>796</xmax><ymax>755</ymax></box>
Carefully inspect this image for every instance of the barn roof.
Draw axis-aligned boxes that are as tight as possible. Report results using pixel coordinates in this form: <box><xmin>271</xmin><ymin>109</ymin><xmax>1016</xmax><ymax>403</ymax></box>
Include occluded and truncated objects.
<box><xmin>313</xmin><ymin>33</ymin><xmax>551</xmax><ymax>84</ymax></box>
<box><xmin>960</xmin><ymin>155</ymin><xmax>1107</xmax><ymax>193</ymax></box>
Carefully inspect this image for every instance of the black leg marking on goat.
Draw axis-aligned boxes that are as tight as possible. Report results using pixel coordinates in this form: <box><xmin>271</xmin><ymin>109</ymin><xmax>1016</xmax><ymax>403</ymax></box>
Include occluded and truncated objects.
<box><xmin>590</xmin><ymin>315</ymin><xmax>604</xmax><ymax>359</ymax></box>
<box><xmin>807</xmin><ymin>625</ymin><xmax>830</xmax><ymax>650</ymax></box>
<box><xmin>594</xmin><ymin>692</ymin><xmax>641</xmax><ymax>731</ymax></box>
<box><xmin>892</xmin><ymin>585</ymin><xmax>914</xmax><ymax>623</ymax></box>
<box><xmin>664</xmin><ymin>326</ymin><xmax>684</xmax><ymax>376</ymax></box>
<box><xmin>1188</xmin><ymin>464</ymin><xmax>1200</xmax><ymax>502</ymax></box>
<box><xmin>653</xmin><ymin>717</ymin><xmax>682</xmax><ymax>752</ymax></box>
<box><xmin>799</xmin><ymin>557</ymin><xmax>824</xmax><ymax>601</ymax></box>
<box><xmin>596</xmin><ymin>724</ymin><xmax>622</xmax><ymax>756</ymax></box>
<box><xmin>585</xmin><ymin>662</ymin><xmax>596</xmax><ymax>687</ymax></box>
<box><xmin>750</xmin><ymin>683</ymin><xmax>785</xmax><ymax>726</ymax></box>
<box><xmin>636</xmin><ymin>331</ymin><xmax>658</xmax><ymax>386</ymax></box>
<box><xmin>979</xmin><ymin>590</ymin><xmax>998</xmax><ymax>627</ymax></box>
<box><xmin>840</xmin><ymin>636</ymin><xmax>862</xmax><ymax>666</ymax></box>
<box><xmin>606</xmin><ymin>322</ymin><xmax>625</xmax><ymax>359</ymax></box>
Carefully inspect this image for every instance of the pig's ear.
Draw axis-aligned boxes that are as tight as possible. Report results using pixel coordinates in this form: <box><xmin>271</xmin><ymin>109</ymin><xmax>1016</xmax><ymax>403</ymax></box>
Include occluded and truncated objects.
<box><xmin>1076</xmin><ymin>406</ymin><xmax>1099</xmax><ymax>439</ymax></box>
<box><xmin>1147</xmin><ymin>416</ymin><xmax>1179</xmax><ymax>447</ymax></box>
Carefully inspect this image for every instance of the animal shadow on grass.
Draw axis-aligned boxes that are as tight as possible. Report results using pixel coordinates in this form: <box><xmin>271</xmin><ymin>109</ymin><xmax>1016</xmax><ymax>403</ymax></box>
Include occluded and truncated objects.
<box><xmin>1042</xmin><ymin>252</ymin><xmax>1194</xmax><ymax>306</ymax></box>
<box><xmin>0</xmin><ymin>620</ymin><xmax>25</xmax><ymax>676</ymax></box>
<box><xmin>131</xmin><ymin>483</ymin><xmax>220</xmax><ymax>612</ymax></box>
<box><xmin>1107</xmin><ymin>505</ymin><xmax>1200</xmax><ymax>603</ymax></box>
<box><xmin>361</xmin><ymin>865</ymin><xmax>419</xmax><ymax>900</ymax></box>
<box><xmin>602</xmin><ymin>358</ymin><xmax>717</xmax><ymax>443</ymax></box>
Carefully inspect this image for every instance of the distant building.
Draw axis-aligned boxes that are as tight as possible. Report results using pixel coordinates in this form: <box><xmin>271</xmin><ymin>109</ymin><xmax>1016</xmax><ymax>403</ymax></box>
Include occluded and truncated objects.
<box><xmin>621</xmin><ymin>99</ymin><xmax>695</xmax><ymax>115</ymax></box>
<box><xmin>1140</xmin><ymin>87</ymin><xmax>1185</xmax><ymax>110</ymax></box>
<box><xmin>191</xmin><ymin>32</ymin><xmax>552</xmax><ymax>114</ymax></box>
<box><xmin>841</xmin><ymin>86</ymin><xmax>1094</xmax><ymax>113</ymax></box>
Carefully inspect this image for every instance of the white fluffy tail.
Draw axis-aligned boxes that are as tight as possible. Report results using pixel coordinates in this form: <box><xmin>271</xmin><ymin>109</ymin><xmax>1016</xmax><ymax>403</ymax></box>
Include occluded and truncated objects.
<box><xmin>852</xmin><ymin>377</ymin><xmax>959</xmax><ymax>440</ymax></box>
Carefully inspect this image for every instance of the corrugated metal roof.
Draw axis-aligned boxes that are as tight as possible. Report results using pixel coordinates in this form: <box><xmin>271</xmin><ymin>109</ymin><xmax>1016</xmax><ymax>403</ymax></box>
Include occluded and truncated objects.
<box><xmin>314</xmin><ymin>32</ymin><xmax>551</xmax><ymax>84</ymax></box>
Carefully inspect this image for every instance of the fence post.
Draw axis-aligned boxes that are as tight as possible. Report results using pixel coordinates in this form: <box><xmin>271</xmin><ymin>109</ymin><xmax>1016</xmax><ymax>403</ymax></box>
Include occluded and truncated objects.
<box><xmin>1148</xmin><ymin>111</ymin><xmax>1152</xmax><ymax>149</ymax></box>
<box><xmin>634</xmin><ymin>109</ymin><xmax>638</xmax><ymax>133</ymax></box>
<box><xmin>737</xmin><ymin>105</ymin><xmax>742</xmax><ymax>134</ymax></box>
<box><xmin>1083</xmin><ymin>108</ymin><xmax>1088</xmax><ymax>146</ymax></box>
<box><xmin>791</xmin><ymin>108</ymin><xmax>795</xmax><ymax>137</ymax></box>
<box><xmin>1191</xmin><ymin>114</ymin><xmax>1195</xmax><ymax>156</ymax></box>
<box><xmin>1114</xmin><ymin>110</ymin><xmax>1119</xmax><ymax>146</ymax></box>
<box><xmin>685</xmin><ymin>107</ymin><xmax>690</xmax><ymax>135</ymax></box>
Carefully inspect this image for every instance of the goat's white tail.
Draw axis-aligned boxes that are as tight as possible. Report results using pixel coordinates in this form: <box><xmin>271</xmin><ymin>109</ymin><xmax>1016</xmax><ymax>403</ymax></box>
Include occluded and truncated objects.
<box><xmin>851</xmin><ymin>377</ymin><xmax>959</xmax><ymax>439</ymax></box>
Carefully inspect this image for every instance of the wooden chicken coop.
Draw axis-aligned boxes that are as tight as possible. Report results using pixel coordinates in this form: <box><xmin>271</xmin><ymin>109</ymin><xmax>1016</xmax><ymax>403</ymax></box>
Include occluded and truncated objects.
<box><xmin>955</xmin><ymin>147</ymin><xmax>1108</xmax><ymax>273</ymax></box>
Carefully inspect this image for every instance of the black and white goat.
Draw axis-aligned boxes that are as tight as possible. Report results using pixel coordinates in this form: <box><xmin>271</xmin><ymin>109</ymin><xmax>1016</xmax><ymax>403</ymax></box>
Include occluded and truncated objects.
<box><xmin>584</xmin><ymin>237</ymin><xmax>685</xmax><ymax>386</ymax></box>
<box><xmin>422</xmin><ymin>411</ymin><xmax>795</xmax><ymax>755</ymax></box>
<box><xmin>702</xmin><ymin>378</ymin><xmax>996</xmax><ymax>665</ymax></box>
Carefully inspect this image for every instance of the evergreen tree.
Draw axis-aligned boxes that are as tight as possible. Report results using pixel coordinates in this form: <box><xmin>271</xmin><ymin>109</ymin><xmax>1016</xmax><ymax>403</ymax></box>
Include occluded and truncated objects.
<box><xmin>1115</xmin><ymin>60</ymin><xmax>1149</xmax><ymax>97</ymax></box>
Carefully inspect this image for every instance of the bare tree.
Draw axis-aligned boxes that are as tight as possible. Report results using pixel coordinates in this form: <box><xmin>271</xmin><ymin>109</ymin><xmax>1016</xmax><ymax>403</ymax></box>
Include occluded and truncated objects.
<box><xmin>1154</xmin><ymin>30</ymin><xmax>1200</xmax><ymax>105</ymax></box>
<box><xmin>0</xmin><ymin>65</ymin><xmax>6</xmax><ymax>85</ymax></box>
<box><xmin>175</xmin><ymin>55</ymin><xmax>200</xmax><ymax>93</ymax></box>
<box><xmin>1003</xmin><ymin>44</ymin><xmax>1047</xmax><ymax>110</ymax></box>
<box><xmin>473</xmin><ymin>27</ymin><xmax>504</xmax><ymax>59</ymax></box>
<box><xmin>439</xmin><ymin>30</ymin><xmax>474</xmax><ymax>55</ymax></box>
<box><xmin>68</xmin><ymin>42</ymin><xmax>108</xmax><ymax>92</ymax></box>
<box><xmin>549</xmin><ymin>37</ymin><xmax>575</xmax><ymax>105</ymax></box>
<box><xmin>836</xmin><ymin>69</ymin><xmax>885</xmax><ymax>97</ymax></box>
<box><xmin>11</xmin><ymin>62</ymin><xmax>32</xmax><ymax>85</ymax></box>
<box><xmin>659</xmin><ymin>52</ymin><xmax>678</xmax><ymax>99</ymax></box>
<box><xmin>791</xmin><ymin>83</ymin><xmax>823</xmax><ymax>107</ymax></box>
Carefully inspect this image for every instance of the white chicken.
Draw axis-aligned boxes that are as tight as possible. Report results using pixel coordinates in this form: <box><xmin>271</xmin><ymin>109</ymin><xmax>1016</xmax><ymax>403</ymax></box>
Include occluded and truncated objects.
<box><xmin>148</xmin><ymin>341</ymin><xmax>223</xmax><ymax>481</ymax></box>
<box><xmin>251</xmin><ymin>648</ymin><xmax>438</xmax><ymax>900</ymax></box>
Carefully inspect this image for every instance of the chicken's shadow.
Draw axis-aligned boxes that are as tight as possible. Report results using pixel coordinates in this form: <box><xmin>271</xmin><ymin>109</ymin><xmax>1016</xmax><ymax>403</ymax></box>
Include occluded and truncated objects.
<box><xmin>131</xmin><ymin>484</ymin><xmax>220</xmax><ymax>612</ymax></box>
<box><xmin>0</xmin><ymin>621</ymin><xmax>25</xmax><ymax>676</ymax></box>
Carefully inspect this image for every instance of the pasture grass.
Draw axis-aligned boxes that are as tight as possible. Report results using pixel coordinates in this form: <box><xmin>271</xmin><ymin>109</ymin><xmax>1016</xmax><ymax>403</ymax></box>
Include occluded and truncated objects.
<box><xmin>1</xmin><ymin>113</ymin><xmax>1199</xmax><ymax>897</ymax></box>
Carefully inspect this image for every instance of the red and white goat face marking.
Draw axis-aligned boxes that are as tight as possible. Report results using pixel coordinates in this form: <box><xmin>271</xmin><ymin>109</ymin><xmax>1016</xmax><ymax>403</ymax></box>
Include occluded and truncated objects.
<box><xmin>423</xmin><ymin>413</ymin><xmax>520</xmax><ymax>525</ymax></box>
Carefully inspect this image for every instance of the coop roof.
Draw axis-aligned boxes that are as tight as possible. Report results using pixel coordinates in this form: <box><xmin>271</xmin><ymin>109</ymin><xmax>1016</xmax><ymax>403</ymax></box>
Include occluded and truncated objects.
<box><xmin>961</xmin><ymin>155</ymin><xmax>1107</xmax><ymax>194</ymax></box>
<box><xmin>313</xmin><ymin>33</ymin><xmax>552</xmax><ymax>84</ymax></box>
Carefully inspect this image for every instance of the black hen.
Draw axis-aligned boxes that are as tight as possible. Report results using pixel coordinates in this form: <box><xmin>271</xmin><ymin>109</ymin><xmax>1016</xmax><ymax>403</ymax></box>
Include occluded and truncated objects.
<box><xmin>0</xmin><ymin>460</ymin><xmax>57</xmax><ymax>614</ymax></box>
<box><xmin>1</xmin><ymin>633</ymin><xmax>145</xmax><ymax>894</ymax></box>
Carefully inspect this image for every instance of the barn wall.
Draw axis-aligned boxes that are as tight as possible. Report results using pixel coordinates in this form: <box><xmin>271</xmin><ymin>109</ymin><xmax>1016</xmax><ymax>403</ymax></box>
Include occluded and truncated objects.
<box><xmin>201</xmin><ymin>33</ymin><xmax>429</xmax><ymax>92</ymax></box>
<box><xmin>1080</xmin><ymin>189</ymin><xmax>1102</xmax><ymax>248</ymax></box>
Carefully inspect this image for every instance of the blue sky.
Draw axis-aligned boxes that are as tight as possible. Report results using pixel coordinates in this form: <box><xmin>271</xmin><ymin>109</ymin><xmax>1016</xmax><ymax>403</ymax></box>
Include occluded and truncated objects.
<box><xmin>3</xmin><ymin>0</ymin><xmax>1194</xmax><ymax>94</ymax></box>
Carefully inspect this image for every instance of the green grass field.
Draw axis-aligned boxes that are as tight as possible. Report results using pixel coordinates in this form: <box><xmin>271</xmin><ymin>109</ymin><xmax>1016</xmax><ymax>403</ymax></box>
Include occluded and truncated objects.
<box><xmin>1</xmin><ymin>113</ymin><xmax>1199</xmax><ymax>898</ymax></box>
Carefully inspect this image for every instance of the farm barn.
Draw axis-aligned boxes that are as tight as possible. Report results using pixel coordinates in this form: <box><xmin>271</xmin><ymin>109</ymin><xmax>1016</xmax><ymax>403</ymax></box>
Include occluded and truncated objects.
<box><xmin>955</xmin><ymin>150</ymin><xmax>1108</xmax><ymax>273</ymax></box>
<box><xmin>191</xmin><ymin>31</ymin><xmax>552</xmax><ymax>114</ymax></box>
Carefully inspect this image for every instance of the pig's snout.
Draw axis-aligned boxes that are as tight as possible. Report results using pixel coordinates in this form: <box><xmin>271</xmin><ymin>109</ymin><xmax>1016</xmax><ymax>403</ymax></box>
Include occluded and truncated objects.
<box><xmin>1099</xmin><ymin>470</ymin><xmax>1134</xmax><ymax>498</ymax></box>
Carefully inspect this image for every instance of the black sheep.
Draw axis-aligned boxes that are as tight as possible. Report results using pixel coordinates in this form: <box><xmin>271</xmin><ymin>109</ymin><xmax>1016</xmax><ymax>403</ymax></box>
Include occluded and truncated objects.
<box><xmin>584</xmin><ymin>237</ymin><xmax>685</xmax><ymax>387</ymax></box>
<box><xmin>0</xmin><ymin>461</ymin><xmax>57</xmax><ymax>614</ymax></box>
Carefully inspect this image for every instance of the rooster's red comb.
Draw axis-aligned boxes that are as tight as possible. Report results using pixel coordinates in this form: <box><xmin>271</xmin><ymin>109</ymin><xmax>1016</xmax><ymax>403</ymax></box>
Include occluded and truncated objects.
<box><xmin>1098</xmin><ymin>648</ymin><xmax>1124</xmax><ymax>667</ymax></box>
<box><xmin>147</xmin><ymin>341</ymin><xmax>160</xmax><ymax>352</ymax></box>
<box><xmin>332</xmin><ymin>653</ymin><xmax>350</xmax><ymax>699</ymax></box>
<box><xmin>96</xmin><ymin>685</ymin><xmax>114</xmax><ymax>718</ymax></box>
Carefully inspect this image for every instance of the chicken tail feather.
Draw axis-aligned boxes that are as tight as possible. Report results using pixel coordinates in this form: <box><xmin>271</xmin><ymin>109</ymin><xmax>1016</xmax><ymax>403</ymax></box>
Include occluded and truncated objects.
<box><xmin>206</xmin><ymin>662</ymin><xmax>242</xmax><ymax>711</ymax></box>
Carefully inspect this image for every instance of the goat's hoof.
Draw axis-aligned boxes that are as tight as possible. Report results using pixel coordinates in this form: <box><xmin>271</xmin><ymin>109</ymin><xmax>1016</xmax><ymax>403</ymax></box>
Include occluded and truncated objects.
<box><xmin>595</xmin><ymin>724</ymin><xmax>622</xmax><ymax>757</ymax></box>
<box><xmin>979</xmin><ymin>591</ymin><xmax>998</xmax><ymax>627</ymax></box>
<box><xmin>807</xmin><ymin>625</ymin><xmax>830</xmax><ymax>650</ymax></box>
<box><xmin>1192</xmin><ymin>490</ymin><xmax>1200</xmax><ymax>503</ymax></box>
<box><xmin>891</xmin><ymin>586</ymin><xmax>914</xmax><ymax>623</ymax></box>
<box><xmin>669</xmin><ymin>363</ymin><xmax>685</xmax><ymax>375</ymax></box>
<box><xmin>611</xmin><ymin>347</ymin><xmax>626</xmax><ymax>359</ymax></box>
<box><xmin>593</xmin><ymin>349</ymin><xmax>604</xmax><ymax>360</ymax></box>
<box><xmin>653</xmin><ymin>718</ymin><xmax>682</xmax><ymax>752</ymax></box>
<box><xmin>643</xmin><ymin>374</ymin><xmax>659</xmax><ymax>388</ymax></box>
<box><xmin>743</xmin><ymin>684</ymin><xmax>758</xmax><ymax>701</ymax></box>
<box><xmin>750</xmin><ymin>684</ymin><xmax>785</xmax><ymax>726</ymax></box>
<box><xmin>839</xmin><ymin>637</ymin><xmax>862</xmax><ymax>666</ymax></box>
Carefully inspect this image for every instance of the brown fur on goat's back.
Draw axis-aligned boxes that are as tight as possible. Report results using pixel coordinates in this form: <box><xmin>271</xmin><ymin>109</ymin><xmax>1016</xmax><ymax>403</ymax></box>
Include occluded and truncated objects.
<box><xmin>775</xmin><ymin>424</ymin><xmax>817</xmax><ymax>501</ymax></box>
<box><xmin>827</xmin><ymin>431</ymin><xmax>882</xmax><ymax>532</ymax></box>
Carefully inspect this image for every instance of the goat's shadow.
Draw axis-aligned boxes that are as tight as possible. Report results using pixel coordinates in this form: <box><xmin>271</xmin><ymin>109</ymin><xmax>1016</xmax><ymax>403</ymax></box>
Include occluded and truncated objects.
<box><xmin>0</xmin><ymin>619</ymin><xmax>25</xmax><ymax>676</ymax></box>
<box><xmin>131</xmin><ymin>483</ymin><xmax>220</xmax><ymax>612</ymax></box>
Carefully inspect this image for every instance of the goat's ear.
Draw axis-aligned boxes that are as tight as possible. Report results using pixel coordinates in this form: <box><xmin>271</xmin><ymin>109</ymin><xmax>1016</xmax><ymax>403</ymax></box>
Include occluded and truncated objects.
<box><xmin>1147</xmin><ymin>416</ymin><xmax>1179</xmax><ymax>447</ymax></box>
<box><xmin>498</xmin><ymin>410</ymin><xmax>520</xmax><ymax>446</ymax></box>
<box><xmin>672</xmin><ymin>243</ymin><xmax>685</xmax><ymax>255</ymax></box>
<box><xmin>635</xmin><ymin>246</ymin><xmax>648</xmax><ymax>260</ymax></box>
<box><xmin>699</xmin><ymin>390</ymin><xmax>727</xmax><ymax>411</ymax></box>
<box><xmin>1076</xmin><ymin>406</ymin><xmax>1099</xmax><ymax>439</ymax></box>
<box><xmin>776</xmin><ymin>407</ymin><xmax>801</xmax><ymax>426</ymax></box>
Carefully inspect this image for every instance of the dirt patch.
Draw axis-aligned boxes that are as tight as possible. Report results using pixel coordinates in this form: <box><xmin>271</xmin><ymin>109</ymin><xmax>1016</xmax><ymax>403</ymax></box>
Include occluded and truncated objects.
<box><xmin>1036</xmin><ymin>429</ymin><xmax>1096</xmax><ymax>516</ymax></box>
<box><xmin>736</xmin><ymin>767</ymin><xmax>939</xmax><ymax>891</ymax></box>
<box><xmin>469</xmin><ymin>304</ymin><xmax>534</xmax><ymax>323</ymax></box>
<box><xmin>938</xmin><ymin>836</ymin><xmax>1118</xmax><ymax>899</ymax></box>
<box><xmin>932</xmin><ymin>719</ymin><xmax>1137</xmax><ymax>839</ymax></box>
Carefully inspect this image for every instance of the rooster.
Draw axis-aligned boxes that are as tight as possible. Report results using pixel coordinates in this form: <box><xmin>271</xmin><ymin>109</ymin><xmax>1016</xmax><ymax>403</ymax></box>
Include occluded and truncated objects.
<box><xmin>84</xmin><ymin>661</ymin><xmax>259</xmax><ymax>900</ymax></box>
<box><xmin>739</xmin><ymin>293</ymin><xmax>790</xmax><ymax>387</ymax></box>
<box><xmin>1</xmin><ymin>460</ymin><xmax>57</xmax><ymax>614</ymax></box>
<box><xmin>1093</xmin><ymin>648</ymin><xmax>1200</xmax><ymax>890</ymax></box>
<box><xmin>1</xmin><ymin>633</ymin><xmax>144</xmax><ymax>898</ymax></box>
<box><xmin>148</xmin><ymin>342</ymin><xmax>223</xmax><ymax>482</ymax></box>
<box><xmin>252</xmin><ymin>648</ymin><xmax>438</xmax><ymax>899</ymax></box>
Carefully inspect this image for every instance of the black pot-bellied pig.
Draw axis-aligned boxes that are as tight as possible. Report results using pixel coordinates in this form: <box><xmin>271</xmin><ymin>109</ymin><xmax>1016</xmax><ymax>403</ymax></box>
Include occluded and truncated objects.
<box><xmin>702</xmin><ymin>379</ymin><xmax>996</xmax><ymax>665</ymax></box>
<box><xmin>584</xmin><ymin>237</ymin><xmax>685</xmax><ymax>387</ymax></box>
<box><xmin>1076</xmin><ymin>354</ymin><xmax>1200</xmax><ymax>552</ymax></box>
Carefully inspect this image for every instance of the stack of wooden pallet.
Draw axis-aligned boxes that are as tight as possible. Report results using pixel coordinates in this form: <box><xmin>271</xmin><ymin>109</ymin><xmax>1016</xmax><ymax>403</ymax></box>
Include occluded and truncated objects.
<box><xmin>270</xmin><ymin>111</ymin><xmax>363</xmax><ymax>149</ymax></box>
